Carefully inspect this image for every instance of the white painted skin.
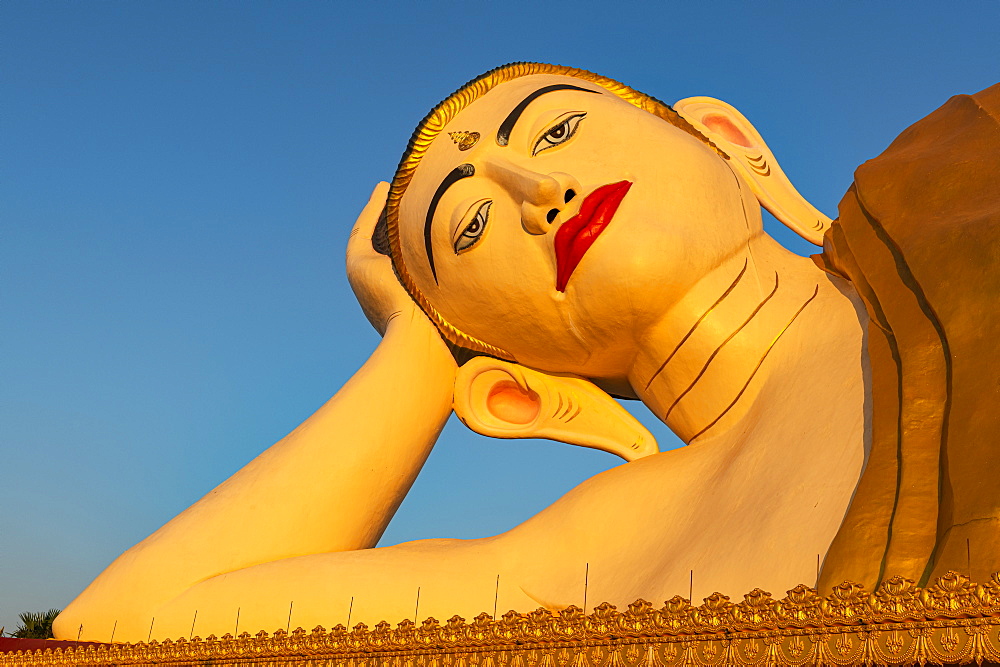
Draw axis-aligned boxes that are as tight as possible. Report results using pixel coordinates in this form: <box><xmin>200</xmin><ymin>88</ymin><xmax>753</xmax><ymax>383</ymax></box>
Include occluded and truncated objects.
<box><xmin>54</xmin><ymin>74</ymin><xmax>867</xmax><ymax>643</ymax></box>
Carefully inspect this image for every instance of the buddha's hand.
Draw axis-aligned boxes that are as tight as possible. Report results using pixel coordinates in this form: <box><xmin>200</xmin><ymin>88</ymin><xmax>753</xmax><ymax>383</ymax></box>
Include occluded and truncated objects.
<box><xmin>347</xmin><ymin>182</ymin><xmax>425</xmax><ymax>336</ymax></box>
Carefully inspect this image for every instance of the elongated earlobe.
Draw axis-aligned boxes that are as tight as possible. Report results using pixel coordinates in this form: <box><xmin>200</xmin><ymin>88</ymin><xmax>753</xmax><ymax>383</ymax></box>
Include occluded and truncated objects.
<box><xmin>674</xmin><ymin>97</ymin><xmax>831</xmax><ymax>245</ymax></box>
<box><xmin>453</xmin><ymin>358</ymin><xmax>659</xmax><ymax>462</ymax></box>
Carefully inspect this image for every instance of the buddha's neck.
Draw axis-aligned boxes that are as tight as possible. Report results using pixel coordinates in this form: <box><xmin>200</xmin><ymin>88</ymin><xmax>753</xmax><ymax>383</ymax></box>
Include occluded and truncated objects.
<box><xmin>629</xmin><ymin>236</ymin><xmax>861</xmax><ymax>444</ymax></box>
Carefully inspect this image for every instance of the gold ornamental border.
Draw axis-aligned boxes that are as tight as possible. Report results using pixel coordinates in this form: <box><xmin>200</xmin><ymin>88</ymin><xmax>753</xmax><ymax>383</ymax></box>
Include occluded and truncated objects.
<box><xmin>7</xmin><ymin>571</ymin><xmax>1000</xmax><ymax>666</ymax></box>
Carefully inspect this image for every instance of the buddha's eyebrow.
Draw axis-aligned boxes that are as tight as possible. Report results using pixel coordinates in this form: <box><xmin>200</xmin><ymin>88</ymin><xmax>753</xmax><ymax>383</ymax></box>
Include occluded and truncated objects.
<box><xmin>496</xmin><ymin>84</ymin><xmax>600</xmax><ymax>146</ymax></box>
<box><xmin>425</xmin><ymin>163</ymin><xmax>475</xmax><ymax>283</ymax></box>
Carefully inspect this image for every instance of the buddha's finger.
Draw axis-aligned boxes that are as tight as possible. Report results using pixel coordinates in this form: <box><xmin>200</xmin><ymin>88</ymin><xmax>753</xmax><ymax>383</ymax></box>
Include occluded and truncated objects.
<box><xmin>347</xmin><ymin>181</ymin><xmax>390</xmax><ymax>260</ymax></box>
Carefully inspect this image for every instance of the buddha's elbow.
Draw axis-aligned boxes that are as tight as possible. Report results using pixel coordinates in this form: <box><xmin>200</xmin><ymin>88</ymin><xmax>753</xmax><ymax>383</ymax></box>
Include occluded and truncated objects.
<box><xmin>51</xmin><ymin>604</ymin><xmax>80</xmax><ymax>640</ymax></box>
<box><xmin>51</xmin><ymin>586</ymin><xmax>109</xmax><ymax>641</ymax></box>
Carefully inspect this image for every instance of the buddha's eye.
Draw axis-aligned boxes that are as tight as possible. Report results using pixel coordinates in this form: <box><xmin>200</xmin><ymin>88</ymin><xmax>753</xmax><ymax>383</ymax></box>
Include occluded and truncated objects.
<box><xmin>532</xmin><ymin>112</ymin><xmax>586</xmax><ymax>156</ymax></box>
<box><xmin>454</xmin><ymin>200</ymin><xmax>491</xmax><ymax>253</ymax></box>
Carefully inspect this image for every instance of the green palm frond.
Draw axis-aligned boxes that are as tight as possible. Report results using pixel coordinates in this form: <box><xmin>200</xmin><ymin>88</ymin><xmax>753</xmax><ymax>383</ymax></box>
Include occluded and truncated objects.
<box><xmin>12</xmin><ymin>609</ymin><xmax>62</xmax><ymax>639</ymax></box>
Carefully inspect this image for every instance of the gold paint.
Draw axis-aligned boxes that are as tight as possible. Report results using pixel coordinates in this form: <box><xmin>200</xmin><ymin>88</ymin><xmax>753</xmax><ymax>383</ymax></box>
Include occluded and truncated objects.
<box><xmin>385</xmin><ymin>63</ymin><xmax>729</xmax><ymax>361</ymax></box>
<box><xmin>8</xmin><ymin>571</ymin><xmax>1000</xmax><ymax>666</ymax></box>
<box><xmin>448</xmin><ymin>131</ymin><xmax>481</xmax><ymax>151</ymax></box>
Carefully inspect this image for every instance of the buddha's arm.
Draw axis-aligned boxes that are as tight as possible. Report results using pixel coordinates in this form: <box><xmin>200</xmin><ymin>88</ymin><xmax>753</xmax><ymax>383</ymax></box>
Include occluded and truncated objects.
<box><xmin>56</xmin><ymin>184</ymin><xmax>457</xmax><ymax>636</ymax></box>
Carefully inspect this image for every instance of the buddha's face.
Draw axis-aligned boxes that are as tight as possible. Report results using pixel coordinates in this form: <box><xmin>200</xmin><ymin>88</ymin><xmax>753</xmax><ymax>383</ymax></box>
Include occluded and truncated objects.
<box><xmin>397</xmin><ymin>74</ymin><xmax>754</xmax><ymax>379</ymax></box>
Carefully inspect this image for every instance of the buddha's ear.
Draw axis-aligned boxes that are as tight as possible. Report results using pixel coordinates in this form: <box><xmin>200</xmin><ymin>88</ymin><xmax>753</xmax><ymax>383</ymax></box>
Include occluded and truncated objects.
<box><xmin>674</xmin><ymin>97</ymin><xmax>831</xmax><ymax>245</ymax></box>
<box><xmin>453</xmin><ymin>358</ymin><xmax>658</xmax><ymax>462</ymax></box>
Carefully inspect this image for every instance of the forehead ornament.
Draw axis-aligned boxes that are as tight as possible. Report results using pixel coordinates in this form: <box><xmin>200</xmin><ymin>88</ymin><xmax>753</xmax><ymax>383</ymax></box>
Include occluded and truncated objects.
<box><xmin>448</xmin><ymin>131</ymin><xmax>480</xmax><ymax>151</ymax></box>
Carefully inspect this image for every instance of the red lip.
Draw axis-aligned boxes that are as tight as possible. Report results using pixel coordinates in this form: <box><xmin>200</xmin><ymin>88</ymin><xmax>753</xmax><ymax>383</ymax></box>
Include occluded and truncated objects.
<box><xmin>553</xmin><ymin>180</ymin><xmax>632</xmax><ymax>292</ymax></box>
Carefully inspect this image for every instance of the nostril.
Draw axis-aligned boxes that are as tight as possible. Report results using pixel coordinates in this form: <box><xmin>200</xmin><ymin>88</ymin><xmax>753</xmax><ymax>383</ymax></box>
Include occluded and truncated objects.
<box><xmin>546</xmin><ymin>208</ymin><xmax>559</xmax><ymax>224</ymax></box>
<box><xmin>564</xmin><ymin>189</ymin><xmax>576</xmax><ymax>203</ymax></box>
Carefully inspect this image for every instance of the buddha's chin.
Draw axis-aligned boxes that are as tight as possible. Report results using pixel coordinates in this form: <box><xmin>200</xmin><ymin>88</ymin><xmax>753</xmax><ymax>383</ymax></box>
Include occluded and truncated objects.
<box><xmin>512</xmin><ymin>331</ymin><xmax>640</xmax><ymax>381</ymax></box>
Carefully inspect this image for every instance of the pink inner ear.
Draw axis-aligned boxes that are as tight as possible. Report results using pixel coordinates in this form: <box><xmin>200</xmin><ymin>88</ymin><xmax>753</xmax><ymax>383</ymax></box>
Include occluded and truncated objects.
<box><xmin>703</xmin><ymin>114</ymin><xmax>754</xmax><ymax>148</ymax></box>
<box><xmin>487</xmin><ymin>381</ymin><xmax>540</xmax><ymax>425</ymax></box>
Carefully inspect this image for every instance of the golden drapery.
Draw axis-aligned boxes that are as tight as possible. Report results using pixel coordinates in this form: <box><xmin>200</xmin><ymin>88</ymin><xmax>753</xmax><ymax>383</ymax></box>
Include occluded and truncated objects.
<box><xmin>817</xmin><ymin>83</ymin><xmax>1000</xmax><ymax>589</ymax></box>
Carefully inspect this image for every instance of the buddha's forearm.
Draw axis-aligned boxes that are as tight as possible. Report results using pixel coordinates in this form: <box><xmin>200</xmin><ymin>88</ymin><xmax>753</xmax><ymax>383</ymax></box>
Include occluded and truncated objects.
<box><xmin>90</xmin><ymin>310</ymin><xmax>457</xmax><ymax>604</ymax></box>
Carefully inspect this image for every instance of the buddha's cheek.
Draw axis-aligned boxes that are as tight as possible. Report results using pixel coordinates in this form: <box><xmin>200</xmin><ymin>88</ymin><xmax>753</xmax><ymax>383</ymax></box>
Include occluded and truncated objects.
<box><xmin>430</xmin><ymin>276</ymin><xmax>595</xmax><ymax>370</ymax></box>
<box><xmin>560</xmin><ymin>225</ymin><xmax>693</xmax><ymax>326</ymax></box>
<box><xmin>562</xmin><ymin>175</ymin><xmax>754</xmax><ymax>351</ymax></box>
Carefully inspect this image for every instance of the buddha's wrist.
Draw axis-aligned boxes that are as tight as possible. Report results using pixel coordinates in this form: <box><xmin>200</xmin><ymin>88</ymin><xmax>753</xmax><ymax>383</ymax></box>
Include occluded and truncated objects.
<box><xmin>381</xmin><ymin>305</ymin><xmax>458</xmax><ymax>374</ymax></box>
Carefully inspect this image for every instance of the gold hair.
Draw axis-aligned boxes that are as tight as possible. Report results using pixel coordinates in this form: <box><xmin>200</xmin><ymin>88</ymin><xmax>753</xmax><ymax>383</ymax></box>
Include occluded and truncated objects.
<box><xmin>386</xmin><ymin>62</ymin><xmax>726</xmax><ymax>361</ymax></box>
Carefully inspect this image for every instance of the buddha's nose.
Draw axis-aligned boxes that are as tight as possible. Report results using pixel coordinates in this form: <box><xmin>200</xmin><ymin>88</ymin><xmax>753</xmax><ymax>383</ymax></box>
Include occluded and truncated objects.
<box><xmin>482</xmin><ymin>158</ymin><xmax>581</xmax><ymax>235</ymax></box>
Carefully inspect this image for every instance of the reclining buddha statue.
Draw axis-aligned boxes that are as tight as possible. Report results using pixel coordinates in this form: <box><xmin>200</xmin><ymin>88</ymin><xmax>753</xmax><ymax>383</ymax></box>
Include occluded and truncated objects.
<box><xmin>53</xmin><ymin>63</ymin><xmax>1000</xmax><ymax>643</ymax></box>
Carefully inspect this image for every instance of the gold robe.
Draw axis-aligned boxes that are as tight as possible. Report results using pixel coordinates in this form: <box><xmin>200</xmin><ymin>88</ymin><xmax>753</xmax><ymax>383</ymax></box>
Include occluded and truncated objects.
<box><xmin>817</xmin><ymin>83</ymin><xmax>1000</xmax><ymax>589</ymax></box>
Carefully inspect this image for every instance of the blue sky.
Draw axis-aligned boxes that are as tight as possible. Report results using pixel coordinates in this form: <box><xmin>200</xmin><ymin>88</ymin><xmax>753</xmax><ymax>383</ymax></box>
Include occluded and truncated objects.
<box><xmin>1</xmin><ymin>1</ymin><xmax>997</xmax><ymax>635</ymax></box>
